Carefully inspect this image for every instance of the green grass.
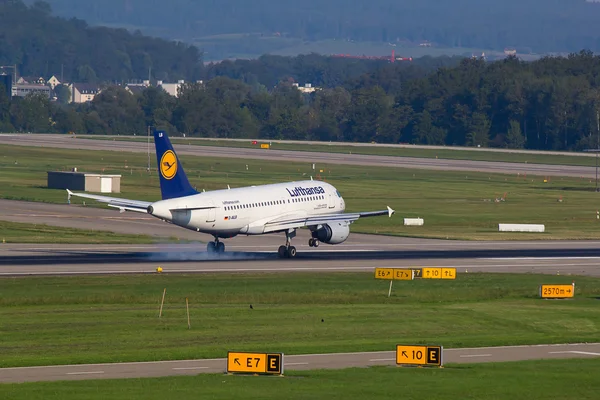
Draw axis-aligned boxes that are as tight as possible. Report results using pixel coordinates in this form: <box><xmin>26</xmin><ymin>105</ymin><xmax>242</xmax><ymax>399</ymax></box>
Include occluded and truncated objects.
<box><xmin>3</xmin><ymin>144</ymin><xmax>600</xmax><ymax>240</ymax></box>
<box><xmin>3</xmin><ymin>360</ymin><xmax>600</xmax><ymax>400</ymax></box>
<box><xmin>0</xmin><ymin>273</ymin><xmax>598</xmax><ymax>368</ymax></box>
<box><xmin>85</xmin><ymin>135</ymin><xmax>600</xmax><ymax>167</ymax></box>
<box><xmin>0</xmin><ymin>220</ymin><xmax>155</xmax><ymax>244</ymax></box>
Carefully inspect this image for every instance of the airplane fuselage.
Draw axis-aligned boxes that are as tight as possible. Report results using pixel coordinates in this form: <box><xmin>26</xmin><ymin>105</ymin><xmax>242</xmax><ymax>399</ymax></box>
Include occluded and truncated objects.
<box><xmin>148</xmin><ymin>180</ymin><xmax>346</xmax><ymax>238</ymax></box>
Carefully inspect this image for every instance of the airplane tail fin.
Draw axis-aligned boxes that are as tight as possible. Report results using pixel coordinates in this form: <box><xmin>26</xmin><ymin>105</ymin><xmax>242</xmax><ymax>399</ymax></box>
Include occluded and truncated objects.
<box><xmin>153</xmin><ymin>130</ymin><xmax>198</xmax><ymax>200</ymax></box>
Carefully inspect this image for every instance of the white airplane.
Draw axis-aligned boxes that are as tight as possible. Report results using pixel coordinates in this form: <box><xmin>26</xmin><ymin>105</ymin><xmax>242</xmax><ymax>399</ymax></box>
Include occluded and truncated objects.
<box><xmin>67</xmin><ymin>130</ymin><xmax>395</xmax><ymax>258</ymax></box>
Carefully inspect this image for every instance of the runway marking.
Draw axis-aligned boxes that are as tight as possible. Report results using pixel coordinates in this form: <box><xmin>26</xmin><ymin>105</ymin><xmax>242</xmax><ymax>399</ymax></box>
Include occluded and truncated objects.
<box><xmin>2</xmin><ymin>262</ymin><xmax>600</xmax><ymax>276</ymax></box>
<box><xmin>66</xmin><ymin>371</ymin><xmax>104</xmax><ymax>375</ymax></box>
<box><xmin>369</xmin><ymin>358</ymin><xmax>395</xmax><ymax>362</ymax></box>
<box><xmin>548</xmin><ymin>351</ymin><xmax>600</xmax><ymax>356</ymax></box>
<box><xmin>285</xmin><ymin>362</ymin><xmax>309</xmax><ymax>366</ymax></box>
<box><xmin>459</xmin><ymin>354</ymin><xmax>492</xmax><ymax>358</ymax></box>
<box><xmin>172</xmin><ymin>367</ymin><xmax>210</xmax><ymax>370</ymax></box>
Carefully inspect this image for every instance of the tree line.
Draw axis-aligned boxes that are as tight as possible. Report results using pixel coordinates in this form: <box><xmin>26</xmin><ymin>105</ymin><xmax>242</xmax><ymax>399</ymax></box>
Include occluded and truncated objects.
<box><xmin>1</xmin><ymin>0</ymin><xmax>203</xmax><ymax>82</ymax></box>
<box><xmin>3</xmin><ymin>50</ymin><xmax>600</xmax><ymax>151</ymax></box>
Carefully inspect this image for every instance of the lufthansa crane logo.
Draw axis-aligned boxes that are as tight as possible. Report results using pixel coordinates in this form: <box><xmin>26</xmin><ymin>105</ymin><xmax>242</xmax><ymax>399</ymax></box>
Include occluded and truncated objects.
<box><xmin>160</xmin><ymin>150</ymin><xmax>177</xmax><ymax>180</ymax></box>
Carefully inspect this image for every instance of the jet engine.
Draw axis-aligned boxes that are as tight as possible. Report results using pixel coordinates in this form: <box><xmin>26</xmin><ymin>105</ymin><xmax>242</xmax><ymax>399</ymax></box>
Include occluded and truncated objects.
<box><xmin>312</xmin><ymin>222</ymin><xmax>350</xmax><ymax>244</ymax></box>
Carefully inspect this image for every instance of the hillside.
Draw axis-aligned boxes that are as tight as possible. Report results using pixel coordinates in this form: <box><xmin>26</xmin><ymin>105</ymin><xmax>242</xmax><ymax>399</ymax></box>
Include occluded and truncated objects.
<box><xmin>1</xmin><ymin>0</ymin><xmax>203</xmax><ymax>82</ymax></box>
<box><xmin>26</xmin><ymin>0</ymin><xmax>600</xmax><ymax>57</ymax></box>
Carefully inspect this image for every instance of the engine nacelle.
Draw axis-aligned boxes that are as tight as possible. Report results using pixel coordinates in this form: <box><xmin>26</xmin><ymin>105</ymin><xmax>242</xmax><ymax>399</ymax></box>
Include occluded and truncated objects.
<box><xmin>312</xmin><ymin>222</ymin><xmax>350</xmax><ymax>244</ymax></box>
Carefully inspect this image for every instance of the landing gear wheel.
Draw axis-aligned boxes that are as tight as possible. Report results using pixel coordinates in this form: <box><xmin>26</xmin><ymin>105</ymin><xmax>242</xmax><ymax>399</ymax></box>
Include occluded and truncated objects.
<box><xmin>313</xmin><ymin>240</ymin><xmax>319</xmax><ymax>248</ymax></box>
<box><xmin>308</xmin><ymin>238</ymin><xmax>314</xmax><ymax>247</ymax></box>
<box><xmin>278</xmin><ymin>245</ymin><xmax>287</xmax><ymax>258</ymax></box>
<box><xmin>207</xmin><ymin>242</ymin><xmax>216</xmax><ymax>253</ymax></box>
<box><xmin>217</xmin><ymin>242</ymin><xmax>225</xmax><ymax>253</ymax></box>
<box><xmin>287</xmin><ymin>246</ymin><xmax>297</xmax><ymax>258</ymax></box>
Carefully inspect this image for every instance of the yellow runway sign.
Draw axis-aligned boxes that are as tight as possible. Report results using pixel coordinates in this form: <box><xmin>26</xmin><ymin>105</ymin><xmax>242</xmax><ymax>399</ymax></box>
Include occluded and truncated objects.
<box><xmin>396</xmin><ymin>345</ymin><xmax>443</xmax><ymax>367</ymax></box>
<box><xmin>375</xmin><ymin>268</ymin><xmax>394</xmax><ymax>280</ymax></box>
<box><xmin>374</xmin><ymin>268</ymin><xmax>414</xmax><ymax>280</ymax></box>
<box><xmin>226</xmin><ymin>352</ymin><xmax>283</xmax><ymax>375</ymax></box>
<box><xmin>539</xmin><ymin>284</ymin><xmax>574</xmax><ymax>299</ymax></box>
<box><xmin>421</xmin><ymin>267</ymin><xmax>456</xmax><ymax>279</ymax></box>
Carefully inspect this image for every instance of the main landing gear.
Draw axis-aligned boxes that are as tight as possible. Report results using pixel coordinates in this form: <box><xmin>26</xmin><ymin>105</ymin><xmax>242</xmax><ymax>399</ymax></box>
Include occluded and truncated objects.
<box><xmin>277</xmin><ymin>229</ymin><xmax>297</xmax><ymax>258</ymax></box>
<box><xmin>308</xmin><ymin>238</ymin><xmax>320</xmax><ymax>248</ymax></box>
<box><xmin>207</xmin><ymin>237</ymin><xmax>225</xmax><ymax>253</ymax></box>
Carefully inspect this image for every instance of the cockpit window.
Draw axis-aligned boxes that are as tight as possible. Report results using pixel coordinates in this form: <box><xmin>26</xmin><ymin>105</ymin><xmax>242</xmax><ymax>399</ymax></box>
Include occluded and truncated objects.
<box><xmin>336</xmin><ymin>190</ymin><xmax>342</xmax><ymax>198</ymax></box>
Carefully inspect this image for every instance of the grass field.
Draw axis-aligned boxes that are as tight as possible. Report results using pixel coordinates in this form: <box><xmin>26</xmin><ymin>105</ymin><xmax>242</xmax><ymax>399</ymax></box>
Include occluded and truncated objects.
<box><xmin>1</xmin><ymin>272</ymin><xmax>598</xmax><ymax>368</ymax></box>
<box><xmin>3</xmin><ymin>144</ymin><xmax>600</xmax><ymax>241</ymax></box>
<box><xmin>3</xmin><ymin>360</ymin><xmax>600</xmax><ymax>400</ymax></box>
<box><xmin>86</xmin><ymin>135</ymin><xmax>600</xmax><ymax>167</ymax></box>
<box><xmin>0</xmin><ymin>220</ymin><xmax>154</xmax><ymax>244</ymax></box>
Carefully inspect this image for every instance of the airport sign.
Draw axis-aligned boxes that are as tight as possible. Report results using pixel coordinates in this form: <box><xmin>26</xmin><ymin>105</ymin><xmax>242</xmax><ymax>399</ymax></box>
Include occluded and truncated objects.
<box><xmin>226</xmin><ymin>352</ymin><xmax>283</xmax><ymax>375</ymax></box>
<box><xmin>411</xmin><ymin>268</ymin><xmax>423</xmax><ymax>278</ymax></box>
<box><xmin>374</xmin><ymin>268</ymin><xmax>414</xmax><ymax>280</ymax></box>
<box><xmin>539</xmin><ymin>284</ymin><xmax>574</xmax><ymax>299</ymax></box>
<box><xmin>396</xmin><ymin>345</ymin><xmax>443</xmax><ymax>367</ymax></box>
<box><xmin>375</xmin><ymin>268</ymin><xmax>394</xmax><ymax>280</ymax></box>
<box><xmin>421</xmin><ymin>267</ymin><xmax>456</xmax><ymax>279</ymax></box>
<box><xmin>394</xmin><ymin>269</ymin><xmax>414</xmax><ymax>280</ymax></box>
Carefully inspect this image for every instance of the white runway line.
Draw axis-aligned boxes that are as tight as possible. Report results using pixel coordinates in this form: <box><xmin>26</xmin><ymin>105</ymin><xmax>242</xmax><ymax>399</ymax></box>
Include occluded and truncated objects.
<box><xmin>548</xmin><ymin>351</ymin><xmax>600</xmax><ymax>356</ymax></box>
<box><xmin>459</xmin><ymin>354</ymin><xmax>492</xmax><ymax>358</ymax></box>
<box><xmin>369</xmin><ymin>358</ymin><xmax>395</xmax><ymax>362</ymax></box>
<box><xmin>172</xmin><ymin>367</ymin><xmax>210</xmax><ymax>370</ymax></box>
<box><xmin>66</xmin><ymin>371</ymin><xmax>105</xmax><ymax>375</ymax></box>
<box><xmin>285</xmin><ymin>362</ymin><xmax>309</xmax><ymax>366</ymax></box>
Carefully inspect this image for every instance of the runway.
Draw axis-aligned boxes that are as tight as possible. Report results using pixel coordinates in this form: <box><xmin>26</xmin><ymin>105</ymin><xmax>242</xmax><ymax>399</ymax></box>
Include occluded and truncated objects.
<box><xmin>1</xmin><ymin>134</ymin><xmax>596</xmax><ymax>178</ymax></box>
<box><xmin>2</xmin><ymin>199</ymin><xmax>600</xmax><ymax>276</ymax></box>
<box><xmin>1</xmin><ymin>343</ymin><xmax>598</xmax><ymax>383</ymax></box>
<box><xmin>2</xmin><ymin>239</ymin><xmax>600</xmax><ymax>276</ymax></box>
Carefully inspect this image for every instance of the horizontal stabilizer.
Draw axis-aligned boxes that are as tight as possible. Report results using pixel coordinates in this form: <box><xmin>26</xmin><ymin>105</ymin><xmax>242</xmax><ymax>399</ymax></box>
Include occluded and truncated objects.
<box><xmin>67</xmin><ymin>189</ymin><xmax>151</xmax><ymax>214</ymax></box>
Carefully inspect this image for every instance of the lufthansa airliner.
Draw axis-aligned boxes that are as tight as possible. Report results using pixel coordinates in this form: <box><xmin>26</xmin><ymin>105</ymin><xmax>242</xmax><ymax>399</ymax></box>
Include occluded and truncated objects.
<box><xmin>67</xmin><ymin>131</ymin><xmax>395</xmax><ymax>258</ymax></box>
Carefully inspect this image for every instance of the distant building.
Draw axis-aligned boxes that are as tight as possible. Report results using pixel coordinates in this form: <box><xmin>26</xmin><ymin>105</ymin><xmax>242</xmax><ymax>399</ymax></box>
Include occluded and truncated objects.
<box><xmin>17</xmin><ymin>76</ymin><xmax>46</xmax><ymax>85</ymax></box>
<box><xmin>157</xmin><ymin>79</ymin><xmax>186</xmax><ymax>97</ymax></box>
<box><xmin>0</xmin><ymin>74</ymin><xmax>12</xmax><ymax>98</ymax></box>
<box><xmin>504</xmin><ymin>48</ymin><xmax>517</xmax><ymax>56</ymax></box>
<box><xmin>125</xmin><ymin>85</ymin><xmax>147</xmax><ymax>95</ymax></box>
<box><xmin>69</xmin><ymin>83</ymin><xmax>101</xmax><ymax>103</ymax></box>
<box><xmin>125</xmin><ymin>80</ymin><xmax>150</xmax><ymax>95</ymax></box>
<box><xmin>46</xmin><ymin>75</ymin><xmax>61</xmax><ymax>89</ymax></box>
<box><xmin>293</xmin><ymin>83</ymin><xmax>320</xmax><ymax>94</ymax></box>
<box><xmin>12</xmin><ymin>83</ymin><xmax>51</xmax><ymax>98</ymax></box>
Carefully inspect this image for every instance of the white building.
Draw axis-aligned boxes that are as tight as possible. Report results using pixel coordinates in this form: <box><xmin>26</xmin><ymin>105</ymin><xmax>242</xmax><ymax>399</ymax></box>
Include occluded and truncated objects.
<box><xmin>69</xmin><ymin>83</ymin><xmax>101</xmax><ymax>103</ymax></box>
<box><xmin>46</xmin><ymin>75</ymin><xmax>62</xmax><ymax>89</ymax></box>
<box><xmin>293</xmin><ymin>83</ymin><xmax>320</xmax><ymax>94</ymax></box>
<box><xmin>157</xmin><ymin>80</ymin><xmax>185</xmax><ymax>97</ymax></box>
<box><xmin>12</xmin><ymin>83</ymin><xmax>51</xmax><ymax>98</ymax></box>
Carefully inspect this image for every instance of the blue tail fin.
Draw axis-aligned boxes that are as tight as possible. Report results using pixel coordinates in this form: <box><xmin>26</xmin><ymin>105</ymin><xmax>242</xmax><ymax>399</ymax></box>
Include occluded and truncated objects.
<box><xmin>153</xmin><ymin>130</ymin><xmax>198</xmax><ymax>200</ymax></box>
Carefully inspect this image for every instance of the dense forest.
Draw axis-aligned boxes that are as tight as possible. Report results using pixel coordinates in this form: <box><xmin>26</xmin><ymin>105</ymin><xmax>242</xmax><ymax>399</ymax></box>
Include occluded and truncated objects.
<box><xmin>29</xmin><ymin>0</ymin><xmax>600</xmax><ymax>54</ymax></box>
<box><xmin>0</xmin><ymin>0</ymin><xmax>203</xmax><ymax>82</ymax></box>
<box><xmin>3</xmin><ymin>51</ymin><xmax>600</xmax><ymax>152</ymax></box>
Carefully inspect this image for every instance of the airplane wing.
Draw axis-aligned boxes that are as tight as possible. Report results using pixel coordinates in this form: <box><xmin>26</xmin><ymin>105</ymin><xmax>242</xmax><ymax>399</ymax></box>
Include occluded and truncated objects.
<box><xmin>66</xmin><ymin>189</ymin><xmax>151</xmax><ymax>214</ymax></box>
<box><xmin>262</xmin><ymin>206</ymin><xmax>394</xmax><ymax>233</ymax></box>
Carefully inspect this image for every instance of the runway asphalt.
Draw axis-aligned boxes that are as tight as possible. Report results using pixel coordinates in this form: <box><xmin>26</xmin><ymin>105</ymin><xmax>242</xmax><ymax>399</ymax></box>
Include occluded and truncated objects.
<box><xmin>2</xmin><ymin>199</ymin><xmax>600</xmax><ymax>276</ymax></box>
<box><xmin>1</xmin><ymin>343</ymin><xmax>598</xmax><ymax>383</ymax></box>
<box><xmin>1</xmin><ymin>134</ymin><xmax>596</xmax><ymax>178</ymax></box>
